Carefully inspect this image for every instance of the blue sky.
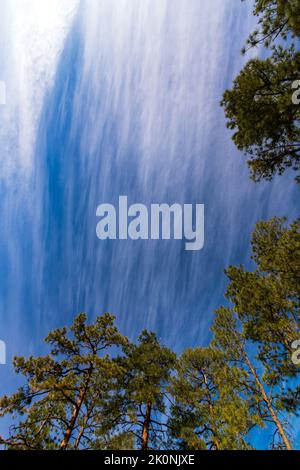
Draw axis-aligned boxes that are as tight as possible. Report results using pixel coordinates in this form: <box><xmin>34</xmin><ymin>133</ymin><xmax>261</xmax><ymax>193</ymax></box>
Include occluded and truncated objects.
<box><xmin>0</xmin><ymin>0</ymin><xmax>299</xmax><ymax>447</ymax></box>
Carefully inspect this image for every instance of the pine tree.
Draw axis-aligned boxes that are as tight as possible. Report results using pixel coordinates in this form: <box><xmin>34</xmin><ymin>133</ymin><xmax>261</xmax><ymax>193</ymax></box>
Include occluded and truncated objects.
<box><xmin>0</xmin><ymin>313</ymin><xmax>127</xmax><ymax>450</ymax></box>
<box><xmin>243</xmin><ymin>0</ymin><xmax>300</xmax><ymax>50</ymax></box>
<box><xmin>168</xmin><ymin>347</ymin><xmax>253</xmax><ymax>450</ymax></box>
<box><xmin>115</xmin><ymin>330</ymin><xmax>176</xmax><ymax>450</ymax></box>
<box><xmin>224</xmin><ymin>217</ymin><xmax>300</xmax><ymax>413</ymax></box>
<box><xmin>221</xmin><ymin>46</ymin><xmax>300</xmax><ymax>182</ymax></box>
<box><xmin>212</xmin><ymin>307</ymin><xmax>293</xmax><ymax>450</ymax></box>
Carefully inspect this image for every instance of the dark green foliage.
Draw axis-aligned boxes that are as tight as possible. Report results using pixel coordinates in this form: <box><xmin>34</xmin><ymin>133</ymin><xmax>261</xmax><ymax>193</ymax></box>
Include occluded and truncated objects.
<box><xmin>222</xmin><ymin>47</ymin><xmax>300</xmax><ymax>182</ymax></box>
<box><xmin>226</xmin><ymin>218</ymin><xmax>300</xmax><ymax>381</ymax></box>
<box><xmin>222</xmin><ymin>1</ymin><xmax>300</xmax><ymax>182</ymax></box>
<box><xmin>169</xmin><ymin>347</ymin><xmax>252</xmax><ymax>450</ymax></box>
<box><xmin>114</xmin><ymin>330</ymin><xmax>176</xmax><ymax>450</ymax></box>
<box><xmin>211</xmin><ymin>217</ymin><xmax>300</xmax><ymax>449</ymax></box>
<box><xmin>243</xmin><ymin>0</ymin><xmax>300</xmax><ymax>50</ymax></box>
<box><xmin>0</xmin><ymin>313</ymin><xmax>127</xmax><ymax>450</ymax></box>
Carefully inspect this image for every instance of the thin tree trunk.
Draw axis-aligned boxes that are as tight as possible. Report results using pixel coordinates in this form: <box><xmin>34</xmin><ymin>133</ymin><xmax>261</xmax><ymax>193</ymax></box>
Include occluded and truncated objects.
<box><xmin>60</xmin><ymin>367</ymin><xmax>93</xmax><ymax>450</ymax></box>
<box><xmin>141</xmin><ymin>400</ymin><xmax>151</xmax><ymax>450</ymax></box>
<box><xmin>203</xmin><ymin>372</ymin><xmax>221</xmax><ymax>450</ymax></box>
<box><xmin>74</xmin><ymin>414</ymin><xmax>89</xmax><ymax>450</ymax></box>
<box><xmin>244</xmin><ymin>352</ymin><xmax>292</xmax><ymax>450</ymax></box>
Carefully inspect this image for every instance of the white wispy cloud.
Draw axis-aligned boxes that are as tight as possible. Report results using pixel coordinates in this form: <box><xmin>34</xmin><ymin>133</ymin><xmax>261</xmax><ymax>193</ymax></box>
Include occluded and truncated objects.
<box><xmin>0</xmin><ymin>0</ymin><xmax>79</xmax><ymax>180</ymax></box>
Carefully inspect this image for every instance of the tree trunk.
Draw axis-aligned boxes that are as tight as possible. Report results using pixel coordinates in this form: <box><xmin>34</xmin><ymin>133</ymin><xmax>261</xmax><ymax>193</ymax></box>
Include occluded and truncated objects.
<box><xmin>60</xmin><ymin>367</ymin><xmax>93</xmax><ymax>450</ymax></box>
<box><xmin>203</xmin><ymin>372</ymin><xmax>221</xmax><ymax>450</ymax></box>
<box><xmin>244</xmin><ymin>352</ymin><xmax>292</xmax><ymax>450</ymax></box>
<box><xmin>141</xmin><ymin>400</ymin><xmax>151</xmax><ymax>450</ymax></box>
<box><xmin>74</xmin><ymin>414</ymin><xmax>89</xmax><ymax>450</ymax></box>
<box><xmin>60</xmin><ymin>408</ymin><xmax>79</xmax><ymax>449</ymax></box>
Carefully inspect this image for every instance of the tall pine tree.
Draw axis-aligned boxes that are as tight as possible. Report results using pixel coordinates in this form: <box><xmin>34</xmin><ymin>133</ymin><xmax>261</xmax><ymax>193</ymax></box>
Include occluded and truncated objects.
<box><xmin>113</xmin><ymin>330</ymin><xmax>176</xmax><ymax>450</ymax></box>
<box><xmin>168</xmin><ymin>347</ymin><xmax>253</xmax><ymax>450</ymax></box>
<box><xmin>0</xmin><ymin>313</ymin><xmax>127</xmax><ymax>450</ymax></box>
